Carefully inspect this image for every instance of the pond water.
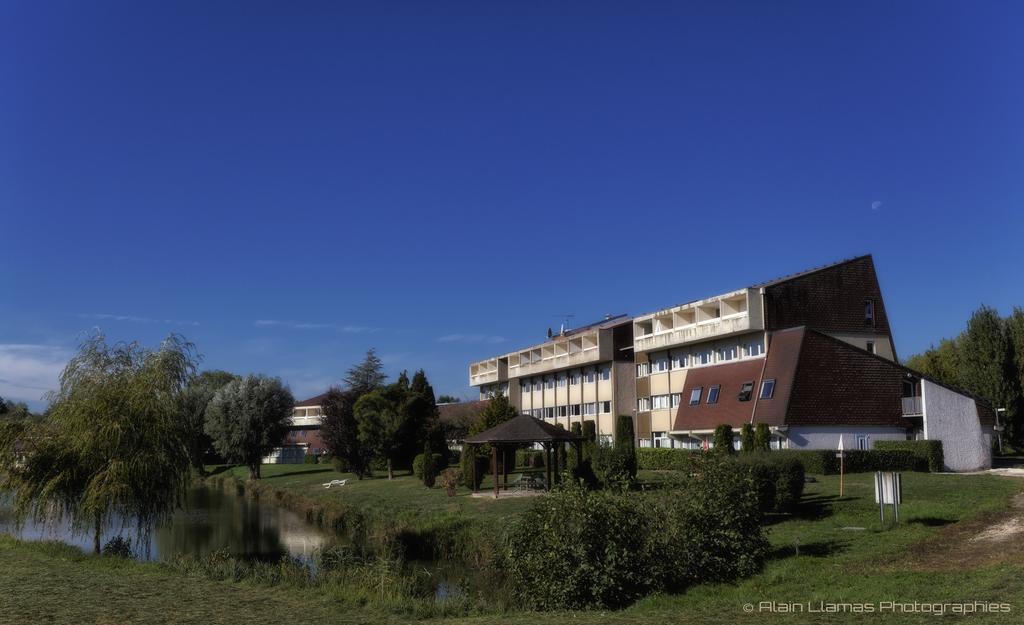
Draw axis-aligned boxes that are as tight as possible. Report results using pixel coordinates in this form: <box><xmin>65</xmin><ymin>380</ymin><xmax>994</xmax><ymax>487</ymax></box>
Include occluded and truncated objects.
<box><xmin>0</xmin><ymin>484</ymin><xmax>338</xmax><ymax>563</ymax></box>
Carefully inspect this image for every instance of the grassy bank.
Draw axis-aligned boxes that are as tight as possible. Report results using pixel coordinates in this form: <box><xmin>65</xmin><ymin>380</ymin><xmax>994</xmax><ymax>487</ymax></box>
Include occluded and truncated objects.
<box><xmin>3</xmin><ymin>470</ymin><xmax>1022</xmax><ymax>624</ymax></box>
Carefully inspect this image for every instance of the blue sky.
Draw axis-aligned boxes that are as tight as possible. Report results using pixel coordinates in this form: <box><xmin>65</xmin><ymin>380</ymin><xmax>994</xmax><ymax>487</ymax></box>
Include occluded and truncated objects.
<box><xmin>2</xmin><ymin>1</ymin><xmax>1022</xmax><ymax>409</ymax></box>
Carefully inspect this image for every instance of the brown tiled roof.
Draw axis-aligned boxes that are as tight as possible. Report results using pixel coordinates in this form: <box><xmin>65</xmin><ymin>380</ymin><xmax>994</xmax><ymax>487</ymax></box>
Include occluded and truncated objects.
<box><xmin>294</xmin><ymin>392</ymin><xmax>330</xmax><ymax>407</ymax></box>
<box><xmin>464</xmin><ymin>415</ymin><xmax>584</xmax><ymax>444</ymax></box>
<box><xmin>751</xmin><ymin>254</ymin><xmax>872</xmax><ymax>288</ymax></box>
<box><xmin>438</xmin><ymin>400</ymin><xmax>490</xmax><ymax>424</ymax></box>
<box><xmin>672</xmin><ymin>326</ymin><xmax>990</xmax><ymax>433</ymax></box>
<box><xmin>672</xmin><ymin>359</ymin><xmax>767</xmax><ymax>431</ymax></box>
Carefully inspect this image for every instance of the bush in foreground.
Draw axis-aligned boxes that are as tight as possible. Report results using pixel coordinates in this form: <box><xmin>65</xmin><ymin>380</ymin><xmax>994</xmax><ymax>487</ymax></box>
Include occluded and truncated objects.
<box><xmin>502</xmin><ymin>456</ymin><xmax>767</xmax><ymax>610</ymax></box>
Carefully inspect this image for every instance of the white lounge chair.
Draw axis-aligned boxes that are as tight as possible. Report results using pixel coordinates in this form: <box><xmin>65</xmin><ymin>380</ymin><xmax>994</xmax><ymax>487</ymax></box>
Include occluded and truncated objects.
<box><xmin>322</xmin><ymin>479</ymin><xmax>348</xmax><ymax>489</ymax></box>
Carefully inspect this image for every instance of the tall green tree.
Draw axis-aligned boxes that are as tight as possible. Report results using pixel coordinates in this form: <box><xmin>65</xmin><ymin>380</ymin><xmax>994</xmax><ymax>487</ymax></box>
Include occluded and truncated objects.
<box><xmin>905</xmin><ymin>338</ymin><xmax>962</xmax><ymax>388</ymax></box>
<box><xmin>354</xmin><ymin>389</ymin><xmax>407</xmax><ymax>479</ymax></box>
<box><xmin>958</xmin><ymin>306</ymin><xmax>1020</xmax><ymax>422</ymax></box>
<box><xmin>1004</xmin><ymin>307</ymin><xmax>1024</xmax><ymax>444</ymax></box>
<box><xmin>320</xmin><ymin>387</ymin><xmax>371</xmax><ymax>478</ymax></box>
<box><xmin>205</xmin><ymin>375</ymin><xmax>294</xmax><ymax>480</ymax></box>
<box><xmin>344</xmin><ymin>348</ymin><xmax>387</xmax><ymax>395</ymax></box>
<box><xmin>752</xmin><ymin>423</ymin><xmax>771</xmax><ymax>452</ymax></box>
<box><xmin>0</xmin><ymin>333</ymin><xmax>198</xmax><ymax>554</ymax></box>
<box><xmin>178</xmin><ymin>370</ymin><xmax>239</xmax><ymax>474</ymax></box>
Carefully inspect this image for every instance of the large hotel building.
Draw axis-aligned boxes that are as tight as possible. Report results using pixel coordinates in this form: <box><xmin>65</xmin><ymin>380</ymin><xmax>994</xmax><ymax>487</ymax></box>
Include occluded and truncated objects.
<box><xmin>468</xmin><ymin>256</ymin><xmax>996</xmax><ymax>471</ymax></box>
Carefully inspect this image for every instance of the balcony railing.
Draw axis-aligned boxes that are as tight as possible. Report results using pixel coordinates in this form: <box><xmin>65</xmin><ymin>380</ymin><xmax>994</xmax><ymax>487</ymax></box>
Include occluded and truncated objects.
<box><xmin>508</xmin><ymin>347</ymin><xmax>601</xmax><ymax>377</ymax></box>
<box><xmin>634</xmin><ymin>313</ymin><xmax>753</xmax><ymax>352</ymax></box>
<box><xmin>469</xmin><ymin>369</ymin><xmax>500</xmax><ymax>386</ymax></box>
<box><xmin>902</xmin><ymin>396</ymin><xmax>923</xmax><ymax>416</ymax></box>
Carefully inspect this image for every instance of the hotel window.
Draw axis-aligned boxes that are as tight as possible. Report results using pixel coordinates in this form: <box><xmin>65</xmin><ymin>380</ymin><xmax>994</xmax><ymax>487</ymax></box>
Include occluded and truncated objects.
<box><xmin>652</xmin><ymin>354</ymin><xmax>669</xmax><ymax>373</ymax></box>
<box><xmin>718</xmin><ymin>346</ymin><xmax>737</xmax><ymax>362</ymax></box>
<box><xmin>570</xmin><ymin>372</ymin><xmax>581</xmax><ymax>385</ymax></box>
<box><xmin>545</xmin><ymin>377</ymin><xmax>555</xmax><ymax>390</ymax></box>
<box><xmin>583</xmin><ymin>402</ymin><xmax>597</xmax><ymax>416</ymax></box>
<box><xmin>599</xmin><ymin>366</ymin><xmax>611</xmax><ymax>381</ymax></box>
<box><xmin>639</xmin><ymin>438</ymin><xmax>652</xmax><ymax>448</ymax></box>
<box><xmin>600</xmin><ymin>401</ymin><xmax>611</xmax><ymax>414</ymax></box>
<box><xmin>689</xmin><ymin>387</ymin><xmax>703</xmax><ymax>406</ymax></box>
<box><xmin>636</xmin><ymin>363</ymin><xmax>650</xmax><ymax>378</ymax></box>
<box><xmin>556</xmin><ymin>406</ymin><xmax>568</xmax><ymax>417</ymax></box>
<box><xmin>543</xmin><ymin>407</ymin><xmax>554</xmax><ymax>419</ymax></box>
<box><xmin>865</xmin><ymin>299</ymin><xmax>875</xmax><ymax>325</ymax></box>
<box><xmin>670</xmin><ymin>393</ymin><xmax>681</xmax><ymax>408</ymax></box>
<box><xmin>857</xmin><ymin>435</ymin><xmax>870</xmax><ymax>450</ymax></box>
<box><xmin>744</xmin><ymin>339</ymin><xmax>765</xmax><ymax>358</ymax></box>
<box><xmin>651</xmin><ymin>394</ymin><xmax>671</xmax><ymax>410</ymax></box>
<box><xmin>653</xmin><ymin>431</ymin><xmax>671</xmax><ymax>448</ymax></box>
<box><xmin>707</xmin><ymin>385</ymin><xmax>720</xmax><ymax>404</ymax></box>
<box><xmin>698</xmin><ymin>350</ymin><xmax>712</xmax><ymax>365</ymax></box>
<box><xmin>637</xmin><ymin>397</ymin><xmax>651</xmax><ymax>411</ymax></box>
<box><xmin>760</xmin><ymin>379</ymin><xmax>776</xmax><ymax>400</ymax></box>
<box><xmin>570</xmin><ymin>404</ymin><xmax>582</xmax><ymax>416</ymax></box>
<box><xmin>866</xmin><ymin>340</ymin><xmax>876</xmax><ymax>354</ymax></box>
<box><xmin>671</xmin><ymin>352</ymin><xmax>688</xmax><ymax>369</ymax></box>
<box><xmin>557</xmin><ymin>374</ymin><xmax>567</xmax><ymax>388</ymax></box>
<box><xmin>521</xmin><ymin>381</ymin><xmax>530</xmax><ymax>393</ymax></box>
<box><xmin>737</xmin><ymin>381</ymin><xmax>754</xmax><ymax>402</ymax></box>
<box><xmin>584</xmin><ymin>369</ymin><xmax>596</xmax><ymax>383</ymax></box>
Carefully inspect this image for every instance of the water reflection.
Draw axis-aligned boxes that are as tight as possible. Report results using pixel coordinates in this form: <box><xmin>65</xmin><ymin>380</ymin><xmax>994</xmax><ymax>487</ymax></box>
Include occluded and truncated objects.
<box><xmin>0</xmin><ymin>484</ymin><xmax>336</xmax><ymax>562</ymax></box>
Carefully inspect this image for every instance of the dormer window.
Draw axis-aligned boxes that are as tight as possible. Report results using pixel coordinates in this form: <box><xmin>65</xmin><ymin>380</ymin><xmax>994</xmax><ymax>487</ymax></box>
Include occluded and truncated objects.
<box><xmin>707</xmin><ymin>385</ymin><xmax>720</xmax><ymax>405</ymax></box>
<box><xmin>760</xmin><ymin>379</ymin><xmax>776</xmax><ymax>400</ymax></box>
<box><xmin>865</xmin><ymin>299</ymin><xmax>875</xmax><ymax>326</ymax></box>
<box><xmin>737</xmin><ymin>381</ymin><xmax>754</xmax><ymax>402</ymax></box>
<box><xmin>689</xmin><ymin>387</ymin><xmax>703</xmax><ymax>406</ymax></box>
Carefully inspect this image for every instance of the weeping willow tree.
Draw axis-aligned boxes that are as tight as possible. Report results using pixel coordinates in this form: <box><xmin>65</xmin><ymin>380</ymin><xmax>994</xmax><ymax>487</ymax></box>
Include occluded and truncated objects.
<box><xmin>0</xmin><ymin>333</ymin><xmax>198</xmax><ymax>554</ymax></box>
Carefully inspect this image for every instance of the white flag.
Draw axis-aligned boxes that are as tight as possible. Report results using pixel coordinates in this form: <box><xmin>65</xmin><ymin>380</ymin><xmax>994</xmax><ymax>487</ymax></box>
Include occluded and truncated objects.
<box><xmin>837</xmin><ymin>434</ymin><xmax>845</xmax><ymax>452</ymax></box>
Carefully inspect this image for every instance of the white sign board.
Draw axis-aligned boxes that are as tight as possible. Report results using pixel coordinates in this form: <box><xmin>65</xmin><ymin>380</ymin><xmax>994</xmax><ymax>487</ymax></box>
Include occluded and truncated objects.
<box><xmin>874</xmin><ymin>471</ymin><xmax>902</xmax><ymax>505</ymax></box>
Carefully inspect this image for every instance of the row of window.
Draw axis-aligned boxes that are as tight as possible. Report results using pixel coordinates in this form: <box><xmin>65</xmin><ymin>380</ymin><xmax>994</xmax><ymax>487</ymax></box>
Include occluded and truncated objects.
<box><xmin>638</xmin><ymin>379</ymin><xmax>775</xmax><ymax>412</ymax></box>
<box><xmin>636</xmin><ymin>339</ymin><xmax>765</xmax><ymax>378</ymax></box>
<box><xmin>528</xmin><ymin>401</ymin><xmax>613</xmax><ymax>419</ymax></box>
<box><xmin>520</xmin><ymin>366</ymin><xmax>612</xmax><ymax>393</ymax></box>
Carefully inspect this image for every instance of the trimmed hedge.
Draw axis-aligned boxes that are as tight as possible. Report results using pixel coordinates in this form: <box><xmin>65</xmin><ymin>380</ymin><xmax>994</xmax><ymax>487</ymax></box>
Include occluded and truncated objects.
<box><xmin>874</xmin><ymin>440</ymin><xmax>944</xmax><ymax>472</ymax></box>
<box><xmin>732</xmin><ymin>453</ymin><xmax>805</xmax><ymax>512</ymax></box>
<box><xmin>636</xmin><ymin>448</ymin><xmax>697</xmax><ymax>471</ymax></box>
<box><xmin>779</xmin><ymin>449</ymin><xmax>927</xmax><ymax>475</ymax></box>
<box><xmin>412</xmin><ymin>453</ymin><xmax>443</xmax><ymax>480</ymax></box>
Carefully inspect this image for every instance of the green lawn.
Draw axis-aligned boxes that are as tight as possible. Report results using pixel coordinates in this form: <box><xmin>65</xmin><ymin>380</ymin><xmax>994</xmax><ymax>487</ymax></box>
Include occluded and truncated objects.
<box><xmin>2</xmin><ymin>469</ymin><xmax>1022</xmax><ymax>624</ymax></box>
<box><xmin>213</xmin><ymin>462</ymin><xmax>535</xmax><ymax>523</ymax></box>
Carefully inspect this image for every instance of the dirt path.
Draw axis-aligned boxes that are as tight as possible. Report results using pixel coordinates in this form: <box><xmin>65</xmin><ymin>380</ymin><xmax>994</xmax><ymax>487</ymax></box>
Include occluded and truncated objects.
<box><xmin>895</xmin><ymin>490</ymin><xmax>1024</xmax><ymax>571</ymax></box>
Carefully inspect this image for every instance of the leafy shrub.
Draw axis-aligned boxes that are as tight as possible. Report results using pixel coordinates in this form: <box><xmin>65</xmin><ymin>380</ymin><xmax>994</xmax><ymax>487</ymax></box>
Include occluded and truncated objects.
<box><xmin>614</xmin><ymin>415</ymin><xmax>637</xmax><ymax>480</ymax></box>
<box><xmin>713</xmin><ymin>424</ymin><xmax>736</xmax><ymax>454</ymax></box>
<box><xmin>781</xmin><ymin>449</ymin><xmax>926</xmax><ymax>474</ymax></box>
<box><xmin>753</xmin><ymin>423</ymin><xmax>771</xmax><ymax>451</ymax></box>
<box><xmin>102</xmin><ymin>536</ymin><xmax>133</xmax><ymax>559</ymax></box>
<box><xmin>503</xmin><ymin>456</ymin><xmax>767</xmax><ymax>610</ymax></box>
<box><xmin>440</xmin><ymin>468</ymin><xmax>462</xmax><ymax>497</ymax></box>
<box><xmin>413</xmin><ymin>453</ymin><xmax>443</xmax><ymax>481</ymax></box>
<box><xmin>591</xmin><ymin>445</ymin><xmax>634</xmax><ymax>490</ymax></box>
<box><xmin>636</xmin><ymin>448</ymin><xmax>696</xmax><ymax>471</ymax></box>
<box><xmin>740</xmin><ymin>423</ymin><xmax>755</xmax><ymax>452</ymax></box>
<box><xmin>874</xmin><ymin>440</ymin><xmax>944</xmax><ymax>472</ymax></box>
<box><xmin>447</xmin><ymin>448</ymin><xmax>460</xmax><ymax>466</ymax></box>
<box><xmin>331</xmin><ymin>456</ymin><xmax>349</xmax><ymax>473</ymax></box>
<box><xmin>459</xmin><ymin>450</ymin><xmax>489</xmax><ymax>489</ymax></box>
<box><xmin>730</xmin><ymin>453</ymin><xmax>805</xmax><ymax>511</ymax></box>
<box><xmin>303</xmin><ymin>452</ymin><xmax>318</xmax><ymax>464</ymax></box>
<box><xmin>582</xmin><ymin>420</ymin><xmax>596</xmax><ymax>443</ymax></box>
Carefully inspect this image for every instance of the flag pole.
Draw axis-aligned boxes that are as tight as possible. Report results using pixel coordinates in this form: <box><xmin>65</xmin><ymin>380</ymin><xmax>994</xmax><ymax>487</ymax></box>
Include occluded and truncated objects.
<box><xmin>838</xmin><ymin>434</ymin><xmax>845</xmax><ymax>498</ymax></box>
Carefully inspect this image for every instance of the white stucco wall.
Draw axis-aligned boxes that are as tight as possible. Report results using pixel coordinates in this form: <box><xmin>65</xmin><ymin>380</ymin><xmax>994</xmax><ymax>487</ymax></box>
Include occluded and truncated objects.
<box><xmin>922</xmin><ymin>379</ymin><xmax>991</xmax><ymax>472</ymax></box>
<box><xmin>784</xmin><ymin>426</ymin><xmax>907</xmax><ymax>450</ymax></box>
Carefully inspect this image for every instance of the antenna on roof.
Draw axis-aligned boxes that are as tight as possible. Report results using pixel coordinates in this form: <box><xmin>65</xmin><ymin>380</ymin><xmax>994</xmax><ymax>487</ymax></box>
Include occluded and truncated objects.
<box><xmin>554</xmin><ymin>314</ymin><xmax>574</xmax><ymax>335</ymax></box>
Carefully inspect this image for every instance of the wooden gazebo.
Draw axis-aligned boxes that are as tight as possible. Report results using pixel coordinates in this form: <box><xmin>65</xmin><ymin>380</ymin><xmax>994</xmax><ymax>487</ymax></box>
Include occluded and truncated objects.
<box><xmin>463</xmin><ymin>415</ymin><xmax>585</xmax><ymax>498</ymax></box>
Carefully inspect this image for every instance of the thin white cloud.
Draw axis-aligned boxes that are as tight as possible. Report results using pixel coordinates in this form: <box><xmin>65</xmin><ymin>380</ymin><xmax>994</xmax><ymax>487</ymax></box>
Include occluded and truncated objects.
<box><xmin>871</xmin><ymin>200</ymin><xmax>883</xmax><ymax>211</ymax></box>
<box><xmin>254</xmin><ymin>320</ymin><xmax>379</xmax><ymax>333</ymax></box>
<box><xmin>436</xmin><ymin>333</ymin><xmax>507</xmax><ymax>344</ymax></box>
<box><xmin>80</xmin><ymin>313</ymin><xmax>200</xmax><ymax>327</ymax></box>
<box><xmin>0</xmin><ymin>344</ymin><xmax>70</xmax><ymax>405</ymax></box>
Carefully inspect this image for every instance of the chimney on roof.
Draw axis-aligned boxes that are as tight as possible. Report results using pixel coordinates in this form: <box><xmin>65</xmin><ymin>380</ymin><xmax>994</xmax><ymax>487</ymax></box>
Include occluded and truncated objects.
<box><xmin>547</xmin><ymin>327</ymin><xmax>553</xmax><ymax>339</ymax></box>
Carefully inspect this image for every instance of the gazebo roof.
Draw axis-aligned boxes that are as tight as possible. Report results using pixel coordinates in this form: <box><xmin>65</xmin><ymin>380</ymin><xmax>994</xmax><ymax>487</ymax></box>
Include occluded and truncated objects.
<box><xmin>463</xmin><ymin>415</ymin><xmax>584</xmax><ymax>444</ymax></box>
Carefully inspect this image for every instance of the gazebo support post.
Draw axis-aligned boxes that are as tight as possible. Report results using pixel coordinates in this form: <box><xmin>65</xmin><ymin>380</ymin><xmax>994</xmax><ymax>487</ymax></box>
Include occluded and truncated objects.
<box><xmin>545</xmin><ymin>443</ymin><xmax>552</xmax><ymax>491</ymax></box>
<box><xmin>491</xmin><ymin>445</ymin><xmax>499</xmax><ymax>499</ymax></box>
<box><xmin>470</xmin><ymin>443</ymin><xmax>478</xmax><ymax>493</ymax></box>
<box><xmin>503</xmin><ymin>446</ymin><xmax>509</xmax><ymax>490</ymax></box>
